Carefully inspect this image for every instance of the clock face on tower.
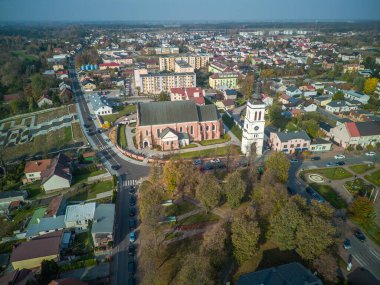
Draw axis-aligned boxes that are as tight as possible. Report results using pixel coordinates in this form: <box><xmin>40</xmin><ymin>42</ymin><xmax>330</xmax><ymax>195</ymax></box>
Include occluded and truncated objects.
<box><xmin>254</xmin><ymin>126</ymin><xmax>259</xmax><ymax>131</ymax></box>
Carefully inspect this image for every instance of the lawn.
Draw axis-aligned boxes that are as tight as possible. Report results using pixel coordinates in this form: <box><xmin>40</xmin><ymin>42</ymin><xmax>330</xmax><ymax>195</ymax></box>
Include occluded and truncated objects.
<box><xmin>72</xmin><ymin>165</ymin><xmax>107</xmax><ymax>185</ymax></box>
<box><xmin>348</xmin><ymin>164</ymin><xmax>375</xmax><ymax>174</ymax></box>
<box><xmin>180</xmin><ymin>143</ymin><xmax>198</xmax><ymax>149</ymax></box>
<box><xmin>0</xmin><ymin>205</ymin><xmax>37</xmax><ymax>237</ymax></box>
<box><xmin>180</xmin><ymin>212</ymin><xmax>219</xmax><ymax>226</ymax></box>
<box><xmin>36</xmin><ymin>106</ymin><xmax>74</xmax><ymax>124</ymax></box>
<box><xmin>12</xmin><ymin>50</ymin><xmax>38</xmax><ymax>61</ymax></box>
<box><xmin>67</xmin><ymin>180</ymin><xmax>114</xmax><ymax>201</ymax></box>
<box><xmin>304</xmin><ymin>167</ymin><xmax>353</xmax><ymax>180</ymax></box>
<box><xmin>222</xmin><ymin>114</ymin><xmax>243</xmax><ymax>141</ymax></box>
<box><xmin>365</xmin><ymin>170</ymin><xmax>380</xmax><ymax>187</ymax></box>
<box><xmin>165</xmin><ymin>200</ymin><xmax>198</xmax><ymax>217</ymax></box>
<box><xmin>164</xmin><ymin>231</ymin><xmax>184</xmax><ymax>241</ymax></box>
<box><xmin>309</xmin><ymin>183</ymin><xmax>348</xmax><ymax>209</ymax></box>
<box><xmin>344</xmin><ymin>178</ymin><xmax>374</xmax><ymax>197</ymax></box>
<box><xmin>175</xmin><ymin>145</ymin><xmax>241</xmax><ymax>159</ymax></box>
<box><xmin>199</xmin><ymin>134</ymin><xmax>231</xmax><ymax>146</ymax></box>
<box><xmin>20</xmin><ymin>181</ymin><xmax>43</xmax><ymax>199</ymax></box>
<box><xmin>72</xmin><ymin>122</ymin><xmax>85</xmax><ymax>141</ymax></box>
<box><xmin>101</xmin><ymin>104</ymin><xmax>136</xmax><ymax>123</ymax></box>
<box><xmin>117</xmin><ymin>124</ymin><xmax>127</xmax><ymax>148</ymax></box>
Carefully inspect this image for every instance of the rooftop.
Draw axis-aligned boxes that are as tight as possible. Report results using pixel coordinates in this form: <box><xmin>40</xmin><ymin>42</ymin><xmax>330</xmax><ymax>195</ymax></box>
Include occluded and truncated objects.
<box><xmin>274</xmin><ymin>130</ymin><xmax>311</xmax><ymax>142</ymax></box>
<box><xmin>91</xmin><ymin>204</ymin><xmax>115</xmax><ymax>234</ymax></box>
<box><xmin>64</xmin><ymin>202</ymin><xmax>96</xmax><ymax>223</ymax></box>
<box><xmin>24</xmin><ymin>159</ymin><xmax>52</xmax><ymax>174</ymax></box>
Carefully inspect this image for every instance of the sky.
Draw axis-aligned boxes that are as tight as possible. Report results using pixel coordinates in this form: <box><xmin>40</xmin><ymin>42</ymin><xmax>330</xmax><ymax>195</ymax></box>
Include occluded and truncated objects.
<box><xmin>0</xmin><ymin>0</ymin><xmax>380</xmax><ymax>22</ymax></box>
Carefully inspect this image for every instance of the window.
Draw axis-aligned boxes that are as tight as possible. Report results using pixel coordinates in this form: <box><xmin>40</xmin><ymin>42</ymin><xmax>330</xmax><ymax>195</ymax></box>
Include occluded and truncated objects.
<box><xmin>146</xmin><ymin>130</ymin><xmax>148</xmax><ymax>136</ymax></box>
<box><xmin>212</xmin><ymin>125</ymin><xmax>216</xmax><ymax>131</ymax></box>
<box><xmin>290</xmin><ymin>144</ymin><xmax>294</xmax><ymax>148</ymax></box>
<box><xmin>206</xmin><ymin>125</ymin><xmax>209</xmax><ymax>131</ymax></box>
<box><xmin>190</xmin><ymin>126</ymin><xmax>193</xmax><ymax>134</ymax></box>
<box><xmin>157</xmin><ymin>129</ymin><xmax>160</xmax><ymax>136</ymax></box>
<box><xmin>284</xmin><ymin>145</ymin><xmax>288</xmax><ymax>149</ymax></box>
<box><xmin>303</xmin><ymin>143</ymin><xmax>307</xmax><ymax>147</ymax></box>
<box><xmin>200</xmin><ymin>125</ymin><xmax>203</xmax><ymax>131</ymax></box>
<box><xmin>180</xmin><ymin>127</ymin><xmax>183</xmax><ymax>132</ymax></box>
<box><xmin>258</xmin><ymin>111</ymin><xmax>261</xmax><ymax>121</ymax></box>
<box><xmin>296</xmin><ymin>144</ymin><xmax>300</xmax><ymax>148</ymax></box>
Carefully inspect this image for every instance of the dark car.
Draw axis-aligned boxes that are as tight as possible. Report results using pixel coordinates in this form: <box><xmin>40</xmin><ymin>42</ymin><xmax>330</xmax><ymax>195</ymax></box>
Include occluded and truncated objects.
<box><xmin>305</xmin><ymin>186</ymin><xmax>314</xmax><ymax>195</ymax></box>
<box><xmin>97</xmin><ymin>129</ymin><xmax>102</xmax><ymax>134</ymax></box>
<box><xmin>128</xmin><ymin>261</ymin><xmax>135</xmax><ymax>274</ymax></box>
<box><xmin>202</xmin><ymin>163</ymin><xmax>214</xmax><ymax>171</ymax></box>
<box><xmin>287</xmin><ymin>186</ymin><xmax>296</xmax><ymax>195</ymax></box>
<box><xmin>311</xmin><ymin>156</ymin><xmax>320</xmax><ymax>161</ymax></box>
<box><xmin>343</xmin><ymin>238</ymin><xmax>351</xmax><ymax>249</ymax></box>
<box><xmin>128</xmin><ymin>244</ymin><xmax>135</xmax><ymax>256</ymax></box>
<box><xmin>111</xmin><ymin>165</ymin><xmax>121</xmax><ymax>170</ymax></box>
<box><xmin>128</xmin><ymin>277</ymin><xmax>135</xmax><ymax>285</ymax></box>
<box><xmin>87</xmin><ymin>116</ymin><xmax>92</xmax><ymax>121</ymax></box>
<box><xmin>193</xmin><ymin>159</ymin><xmax>202</xmax><ymax>166</ymax></box>
<box><xmin>354</xmin><ymin>230</ymin><xmax>366</xmax><ymax>242</ymax></box>
<box><xmin>129</xmin><ymin>208</ymin><xmax>136</xmax><ymax>217</ymax></box>
<box><xmin>129</xmin><ymin>186</ymin><xmax>136</xmax><ymax>194</ymax></box>
<box><xmin>129</xmin><ymin>196</ymin><xmax>136</xmax><ymax>206</ymax></box>
<box><xmin>336</xmin><ymin>161</ymin><xmax>346</xmax><ymax>166</ymax></box>
<box><xmin>129</xmin><ymin>219</ymin><xmax>136</xmax><ymax>230</ymax></box>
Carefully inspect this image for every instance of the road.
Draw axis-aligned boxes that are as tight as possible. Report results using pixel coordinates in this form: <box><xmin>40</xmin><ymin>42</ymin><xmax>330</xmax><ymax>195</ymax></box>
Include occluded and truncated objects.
<box><xmin>287</xmin><ymin>153</ymin><xmax>380</xmax><ymax>281</ymax></box>
<box><xmin>69</xmin><ymin>60</ymin><xmax>148</xmax><ymax>285</ymax></box>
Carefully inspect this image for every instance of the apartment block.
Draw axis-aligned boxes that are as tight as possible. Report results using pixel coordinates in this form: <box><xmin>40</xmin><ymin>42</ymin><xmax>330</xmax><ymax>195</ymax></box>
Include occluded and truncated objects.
<box><xmin>139</xmin><ymin>72</ymin><xmax>196</xmax><ymax>95</ymax></box>
<box><xmin>159</xmin><ymin>53</ymin><xmax>211</xmax><ymax>71</ymax></box>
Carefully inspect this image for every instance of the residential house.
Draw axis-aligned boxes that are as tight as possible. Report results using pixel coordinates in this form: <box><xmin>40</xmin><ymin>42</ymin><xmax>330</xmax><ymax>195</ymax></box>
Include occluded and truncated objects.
<box><xmin>285</xmin><ymin>86</ymin><xmax>302</xmax><ymax>97</ymax></box>
<box><xmin>170</xmin><ymin>87</ymin><xmax>205</xmax><ymax>105</ymax></box>
<box><xmin>343</xmin><ymin>90</ymin><xmax>370</xmax><ymax>104</ymax></box>
<box><xmin>45</xmin><ymin>195</ymin><xmax>66</xmax><ymax>217</ymax></box>
<box><xmin>25</xmin><ymin>215</ymin><xmax>66</xmax><ymax>239</ymax></box>
<box><xmin>40</xmin><ymin>154</ymin><xmax>72</xmax><ymax>192</ymax></box>
<box><xmin>279</xmin><ymin>93</ymin><xmax>291</xmax><ymax>105</ymax></box>
<box><xmin>261</xmin><ymin>94</ymin><xmax>273</xmax><ymax>107</ymax></box>
<box><xmin>343</xmin><ymin>64</ymin><xmax>364</xmax><ymax>73</ymax></box>
<box><xmin>10</xmin><ymin>230</ymin><xmax>63</xmax><ymax>270</ymax></box>
<box><xmin>136</xmin><ymin>101</ymin><xmax>223</xmax><ymax>150</ymax></box>
<box><xmin>82</xmin><ymin>79</ymin><xmax>96</xmax><ymax>91</ymax></box>
<box><xmin>37</xmin><ymin>95</ymin><xmax>53</xmax><ymax>108</ymax></box>
<box><xmin>64</xmin><ymin>202</ymin><xmax>96</xmax><ymax>230</ymax></box>
<box><xmin>59</xmin><ymin>88</ymin><xmax>73</xmax><ymax>103</ymax></box>
<box><xmin>0</xmin><ymin>269</ymin><xmax>35</xmax><ymax>285</ymax></box>
<box><xmin>302</xmin><ymin>100</ymin><xmax>317</xmax><ymax>112</ymax></box>
<box><xmin>223</xmin><ymin>89</ymin><xmax>237</xmax><ymax>100</ymax></box>
<box><xmin>330</xmin><ymin>121</ymin><xmax>380</xmax><ymax>148</ymax></box>
<box><xmin>215</xmin><ymin>99</ymin><xmax>235</xmax><ymax>111</ymax></box>
<box><xmin>89</xmin><ymin>93</ymin><xmax>113</xmax><ymax>115</ymax></box>
<box><xmin>314</xmin><ymin>95</ymin><xmax>332</xmax><ymax>107</ymax></box>
<box><xmin>325</xmin><ymin>100</ymin><xmax>359</xmax><ymax>113</ymax></box>
<box><xmin>237</xmin><ymin>262</ymin><xmax>323</xmax><ymax>285</ymax></box>
<box><xmin>319</xmin><ymin>122</ymin><xmax>334</xmax><ymax>137</ymax></box>
<box><xmin>269</xmin><ymin>130</ymin><xmax>311</xmax><ymax>154</ymax></box>
<box><xmin>91</xmin><ymin>204</ymin><xmax>115</xmax><ymax>248</ymax></box>
<box><xmin>24</xmin><ymin>158</ymin><xmax>52</xmax><ymax>183</ymax></box>
<box><xmin>209</xmin><ymin>72</ymin><xmax>239</xmax><ymax>90</ymax></box>
<box><xmin>310</xmin><ymin>138</ymin><xmax>333</xmax><ymax>152</ymax></box>
<box><xmin>0</xmin><ymin>191</ymin><xmax>27</xmax><ymax>212</ymax></box>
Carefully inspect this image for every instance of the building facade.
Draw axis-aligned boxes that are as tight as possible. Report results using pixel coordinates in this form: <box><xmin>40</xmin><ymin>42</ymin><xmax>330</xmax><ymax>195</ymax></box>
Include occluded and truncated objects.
<box><xmin>139</xmin><ymin>72</ymin><xmax>196</xmax><ymax>95</ymax></box>
<box><xmin>241</xmin><ymin>100</ymin><xmax>266</xmax><ymax>155</ymax></box>
<box><xmin>209</xmin><ymin>72</ymin><xmax>239</xmax><ymax>90</ymax></box>
<box><xmin>170</xmin><ymin>87</ymin><xmax>205</xmax><ymax>105</ymax></box>
<box><xmin>269</xmin><ymin>130</ymin><xmax>311</xmax><ymax>154</ymax></box>
<box><xmin>159</xmin><ymin>54</ymin><xmax>211</xmax><ymax>71</ymax></box>
<box><xmin>136</xmin><ymin>101</ymin><xmax>223</xmax><ymax>150</ymax></box>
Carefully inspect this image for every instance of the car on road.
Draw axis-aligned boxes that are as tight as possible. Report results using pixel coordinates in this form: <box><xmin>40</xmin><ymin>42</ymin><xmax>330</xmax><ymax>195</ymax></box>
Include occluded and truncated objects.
<box><xmin>111</xmin><ymin>165</ymin><xmax>120</xmax><ymax>170</ymax></box>
<box><xmin>193</xmin><ymin>159</ymin><xmax>202</xmax><ymax>166</ymax></box>
<box><xmin>365</xmin><ymin>151</ymin><xmax>376</xmax><ymax>156</ymax></box>
<box><xmin>129</xmin><ymin>219</ymin><xmax>136</xmax><ymax>231</ymax></box>
<box><xmin>325</xmin><ymin>162</ymin><xmax>334</xmax><ymax>167</ymax></box>
<box><xmin>128</xmin><ymin>244</ymin><xmax>135</xmax><ymax>256</ymax></box>
<box><xmin>354</xmin><ymin>230</ymin><xmax>366</xmax><ymax>242</ymax></box>
<box><xmin>210</xmin><ymin>158</ymin><xmax>221</xmax><ymax>164</ymax></box>
<box><xmin>129</xmin><ymin>231</ymin><xmax>136</xmax><ymax>243</ymax></box>
<box><xmin>311</xmin><ymin>156</ymin><xmax>320</xmax><ymax>161</ymax></box>
<box><xmin>105</xmin><ymin>138</ymin><xmax>110</xmax><ymax>142</ymax></box>
<box><xmin>290</xmin><ymin>158</ymin><xmax>298</xmax><ymax>163</ymax></box>
<box><xmin>201</xmin><ymin>162</ymin><xmax>214</xmax><ymax>171</ymax></box>
<box><xmin>334</xmin><ymin>154</ymin><xmax>345</xmax><ymax>159</ymax></box>
<box><xmin>129</xmin><ymin>196</ymin><xmax>136</xmax><ymax>206</ymax></box>
<box><xmin>87</xmin><ymin>116</ymin><xmax>92</xmax><ymax>121</ymax></box>
<box><xmin>343</xmin><ymin>238</ymin><xmax>351</xmax><ymax>249</ymax></box>
<box><xmin>312</xmin><ymin>192</ymin><xmax>324</xmax><ymax>203</ymax></box>
<box><xmin>305</xmin><ymin>186</ymin><xmax>314</xmax><ymax>195</ymax></box>
<box><xmin>129</xmin><ymin>186</ymin><xmax>136</xmax><ymax>194</ymax></box>
<box><xmin>336</xmin><ymin>161</ymin><xmax>345</xmax><ymax>166</ymax></box>
<box><xmin>97</xmin><ymin>129</ymin><xmax>102</xmax><ymax>134</ymax></box>
<box><xmin>129</xmin><ymin>208</ymin><xmax>136</xmax><ymax>217</ymax></box>
<box><xmin>128</xmin><ymin>261</ymin><xmax>135</xmax><ymax>274</ymax></box>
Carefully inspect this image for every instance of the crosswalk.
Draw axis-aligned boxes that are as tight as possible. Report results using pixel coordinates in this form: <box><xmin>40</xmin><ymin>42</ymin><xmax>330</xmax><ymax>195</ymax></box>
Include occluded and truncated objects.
<box><xmin>123</xmin><ymin>179</ymin><xmax>138</xmax><ymax>187</ymax></box>
<box><xmin>98</xmin><ymin>145</ymin><xmax>111</xmax><ymax>151</ymax></box>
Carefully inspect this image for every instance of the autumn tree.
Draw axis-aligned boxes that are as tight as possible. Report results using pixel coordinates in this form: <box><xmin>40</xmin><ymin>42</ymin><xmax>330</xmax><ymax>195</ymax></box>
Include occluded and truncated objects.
<box><xmin>364</xmin><ymin>77</ymin><xmax>379</xmax><ymax>94</ymax></box>
<box><xmin>313</xmin><ymin>252</ymin><xmax>339</xmax><ymax>283</ymax></box>
<box><xmin>332</xmin><ymin>91</ymin><xmax>344</xmax><ymax>100</ymax></box>
<box><xmin>239</xmin><ymin>72</ymin><xmax>255</xmax><ymax>99</ymax></box>
<box><xmin>265</xmin><ymin>152</ymin><xmax>290</xmax><ymax>183</ymax></box>
<box><xmin>231</xmin><ymin>206</ymin><xmax>260</xmax><ymax>264</ymax></box>
<box><xmin>224</xmin><ymin>171</ymin><xmax>246</xmax><ymax>208</ymax></box>
<box><xmin>177</xmin><ymin>253</ymin><xmax>215</xmax><ymax>285</ymax></box>
<box><xmin>201</xmin><ymin>222</ymin><xmax>228</xmax><ymax>269</ymax></box>
<box><xmin>196</xmin><ymin>174</ymin><xmax>222</xmax><ymax>213</ymax></box>
<box><xmin>139</xmin><ymin>181</ymin><xmax>164</xmax><ymax>222</ymax></box>
<box><xmin>349</xmin><ymin>196</ymin><xmax>376</xmax><ymax>226</ymax></box>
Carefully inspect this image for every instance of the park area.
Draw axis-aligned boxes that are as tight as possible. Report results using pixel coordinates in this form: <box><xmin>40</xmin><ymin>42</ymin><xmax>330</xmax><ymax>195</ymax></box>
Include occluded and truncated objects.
<box><xmin>309</xmin><ymin>183</ymin><xmax>348</xmax><ymax>209</ymax></box>
<box><xmin>101</xmin><ymin>104</ymin><xmax>136</xmax><ymax>124</ymax></box>
<box><xmin>302</xmin><ymin>167</ymin><xmax>353</xmax><ymax>180</ymax></box>
<box><xmin>365</xmin><ymin>170</ymin><xmax>380</xmax><ymax>187</ymax></box>
<box><xmin>344</xmin><ymin>178</ymin><xmax>374</xmax><ymax>197</ymax></box>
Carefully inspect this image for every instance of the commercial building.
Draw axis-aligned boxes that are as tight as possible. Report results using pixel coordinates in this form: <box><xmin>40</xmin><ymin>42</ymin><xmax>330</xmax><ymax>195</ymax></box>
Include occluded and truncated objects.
<box><xmin>159</xmin><ymin>54</ymin><xmax>211</xmax><ymax>71</ymax></box>
<box><xmin>269</xmin><ymin>130</ymin><xmax>311</xmax><ymax>154</ymax></box>
<box><xmin>89</xmin><ymin>93</ymin><xmax>113</xmax><ymax>115</ymax></box>
<box><xmin>209</xmin><ymin>72</ymin><xmax>239</xmax><ymax>90</ymax></box>
<box><xmin>136</xmin><ymin>101</ymin><xmax>223</xmax><ymax>150</ymax></box>
<box><xmin>139</xmin><ymin>72</ymin><xmax>196</xmax><ymax>95</ymax></box>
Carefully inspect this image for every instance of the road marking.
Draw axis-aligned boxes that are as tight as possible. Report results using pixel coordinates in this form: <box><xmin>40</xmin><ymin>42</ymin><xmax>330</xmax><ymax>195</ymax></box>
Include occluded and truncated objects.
<box><xmin>369</xmin><ymin>248</ymin><xmax>380</xmax><ymax>260</ymax></box>
<box><xmin>123</xmin><ymin>180</ymin><xmax>137</xmax><ymax>187</ymax></box>
<box><xmin>353</xmin><ymin>255</ymin><xmax>368</xmax><ymax>267</ymax></box>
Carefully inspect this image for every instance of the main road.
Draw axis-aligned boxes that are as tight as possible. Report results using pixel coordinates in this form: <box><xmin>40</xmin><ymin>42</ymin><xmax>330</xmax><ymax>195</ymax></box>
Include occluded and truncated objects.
<box><xmin>68</xmin><ymin>59</ymin><xmax>148</xmax><ymax>285</ymax></box>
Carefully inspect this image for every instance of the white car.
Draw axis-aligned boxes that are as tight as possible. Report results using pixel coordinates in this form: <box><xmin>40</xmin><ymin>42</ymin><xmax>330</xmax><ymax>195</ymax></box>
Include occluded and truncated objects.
<box><xmin>365</xmin><ymin>152</ymin><xmax>376</xmax><ymax>156</ymax></box>
<box><xmin>210</xmin><ymin>158</ymin><xmax>221</xmax><ymax>164</ymax></box>
<box><xmin>334</xmin><ymin>154</ymin><xmax>345</xmax><ymax>159</ymax></box>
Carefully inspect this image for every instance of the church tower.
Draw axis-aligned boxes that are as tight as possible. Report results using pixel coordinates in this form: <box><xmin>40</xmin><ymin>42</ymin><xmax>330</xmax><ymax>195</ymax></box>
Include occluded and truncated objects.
<box><xmin>241</xmin><ymin>99</ymin><xmax>266</xmax><ymax>156</ymax></box>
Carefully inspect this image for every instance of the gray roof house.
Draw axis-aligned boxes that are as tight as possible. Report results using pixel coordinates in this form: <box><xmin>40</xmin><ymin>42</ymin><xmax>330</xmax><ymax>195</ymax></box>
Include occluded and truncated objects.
<box><xmin>89</xmin><ymin>94</ymin><xmax>113</xmax><ymax>115</ymax></box>
<box><xmin>64</xmin><ymin>202</ymin><xmax>96</xmax><ymax>230</ymax></box>
<box><xmin>91</xmin><ymin>204</ymin><xmax>115</xmax><ymax>248</ymax></box>
<box><xmin>0</xmin><ymin>191</ymin><xmax>28</xmax><ymax>213</ymax></box>
<box><xmin>237</xmin><ymin>262</ymin><xmax>323</xmax><ymax>285</ymax></box>
<box><xmin>25</xmin><ymin>215</ymin><xmax>66</xmax><ymax>239</ymax></box>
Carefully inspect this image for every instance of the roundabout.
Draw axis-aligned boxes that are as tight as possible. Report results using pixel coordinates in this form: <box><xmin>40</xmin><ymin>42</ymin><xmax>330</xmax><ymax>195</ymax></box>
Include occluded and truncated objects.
<box><xmin>308</xmin><ymin>174</ymin><xmax>325</xmax><ymax>183</ymax></box>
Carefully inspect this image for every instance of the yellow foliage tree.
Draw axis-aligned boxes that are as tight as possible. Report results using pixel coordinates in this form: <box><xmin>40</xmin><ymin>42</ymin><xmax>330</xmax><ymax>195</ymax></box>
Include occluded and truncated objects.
<box><xmin>363</xmin><ymin>77</ymin><xmax>379</xmax><ymax>94</ymax></box>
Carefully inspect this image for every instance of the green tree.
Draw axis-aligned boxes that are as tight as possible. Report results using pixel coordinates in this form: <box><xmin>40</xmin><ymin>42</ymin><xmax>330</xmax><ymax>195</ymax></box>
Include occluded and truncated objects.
<box><xmin>265</xmin><ymin>152</ymin><xmax>290</xmax><ymax>183</ymax></box>
<box><xmin>224</xmin><ymin>171</ymin><xmax>246</xmax><ymax>208</ymax></box>
<box><xmin>40</xmin><ymin>259</ymin><xmax>59</xmax><ymax>283</ymax></box>
<box><xmin>332</xmin><ymin>91</ymin><xmax>344</xmax><ymax>100</ymax></box>
<box><xmin>139</xmin><ymin>182</ymin><xmax>164</xmax><ymax>222</ymax></box>
<box><xmin>177</xmin><ymin>253</ymin><xmax>215</xmax><ymax>285</ymax></box>
<box><xmin>196</xmin><ymin>174</ymin><xmax>222</xmax><ymax>213</ymax></box>
<box><xmin>268</xmin><ymin>102</ymin><xmax>287</xmax><ymax>129</ymax></box>
<box><xmin>158</xmin><ymin>91</ymin><xmax>170</xmax><ymax>101</ymax></box>
<box><xmin>349</xmin><ymin>196</ymin><xmax>376</xmax><ymax>226</ymax></box>
<box><xmin>201</xmin><ymin>222</ymin><xmax>228</xmax><ymax>269</ymax></box>
<box><xmin>231</xmin><ymin>206</ymin><xmax>260</xmax><ymax>264</ymax></box>
<box><xmin>364</xmin><ymin>77</ymin><xmax>379</xmax><ymax>94</ymax></box>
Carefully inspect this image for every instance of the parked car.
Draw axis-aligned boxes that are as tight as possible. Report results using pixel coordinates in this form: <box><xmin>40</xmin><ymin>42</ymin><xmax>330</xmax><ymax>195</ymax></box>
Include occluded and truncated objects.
<box><xmin>365</xmin><ymin>152</ymin><xmax>376</xmax><ymax>156</ymax></box>
<box><xmin>202</xmin><ymin>163</ymin><xmax>214</xmax><ymax>171</ymax></box>
<box><xmin>343</xmin><ymin>238</ymin><xmax>351</xmax><ymax>249</ymax></box>
<box><xmin>129</xmin><ymin>231</ymin><xmax>136</xmax><ymax>243</ymax></box>
<box><xmin>336</xmin><ymin>161</ymin><xmax>345</xmax><ymax>166</ymax></box>
<box><xmin>97</xmin><ymin>129</ymin><xmax>102</xmax><ymax>134</ymax></box>
<box><xmin>128</xmin><ymin>277</ymin><xmax>135</xmax><ymax>285</ymax></box>
<box><xmin>129</xmin><ymin>208</ymin><xmax>136</xmax><ymax>217</ymax></box>
<box><xmin>310</xmin><ymin>156</ymin><xmax>320</xmax><ymax>161</ymax></box>
<box><xmin>129</xmin><ymin>186</ymin><xmax>136</xmax><ymax>194</ymax></box>
<box><xmin>129</xmin><ymin>196</ymin><xmax>136</xmax><ymax>206</ymax></box>
<box><xmin>128</xmin><ymin>244</ymin><xmax>135</xmax><ymax>256</ymax></box>
<box><xmin>334</xmin><ymin>154</ymin><xmax>345</xmax><ymax>159</ymax></box>
<box><xmin>287</xmin><ymin>186</ymin><xmax>296</xmax><ymax>195</ymax></box>
<box><xmin>111</xmin><ymin>165</ymin><xmax>121</xmax><ymax>170</ymax></box>
<box><xmin>105</xmin><ymin>138</ymin><xmax>110</xmax><ymax>142</ymax></box>
<box><xmin>128</xmin><ymin>261</ymin><xmax>135</xmax><ymax>274</ymax></box>
<box><xmin>354</xmin><ymin>230</ymin><xmax>366</xmax><ymax>242</ymax></box>
<box><xmin>290</xmin><ymin>158</ymin><xmax>298</xmax><ymax>163</ymax></box>
<box><xmin>210</xmin><ymin>158</ymin><xmax>221</xmax><ymax>164</ymax></box>
<box><xmin>193</xmin><ymin>159</ymin><xmax>202</xmax><ymax>166</ymax></box>
<box><xmin>129</xmin><ymin>219</ymin><xmax>136</xmax><ymax>230</ymax></box>
<box><xmin>325</xmin><ymin>162</ymin><xmax>334</xmax><ymax>167</ymax></box>
<box><xmin>305</xmin><ymin>186</ymin><xmax>314</xmax><ymax>195</ymax></box>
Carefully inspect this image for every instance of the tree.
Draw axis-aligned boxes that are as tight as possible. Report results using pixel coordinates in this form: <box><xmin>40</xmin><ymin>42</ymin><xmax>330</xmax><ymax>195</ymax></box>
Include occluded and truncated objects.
<box><xmin>349</xmin><ymin>196</ymin><xmax>376</xmax><ymax>226</ymax></box>
<box><xmin>40</xmin><ymin>259</ymin><xmax>59</xmax><ymax>283</ymax></box>
<box><xmin>313</xmin><ymin>252</ymin><xmax>339</xmax><ymax>283</ymax></box>
<box><xmin>332</xmin><ymin>91</ymin><xmax>344</xmax><ymax>100</ymax></box>
<box><xmin>177</xmin><ymin>253</ymin><xmax>215</xmax><ymax>285</ymax></box>
<box><xmin>268</xmin><ymin>102</ymin><xmax>286</xmax><ymax>128</ymax></box>
<box><xmin>201</xmin><ymin>222</ymin><xmax>228</xmax><ymax>269</ymax></box>
<box><xmin>231</xmin><ymin>206</ymin><xmax>260</xmax><ymax>264</ymax></box>
<box><xmin>239</xmin><ymin>73</ymin><xmax>255</xmax><ymax>99</ymax></box>
<box><xmin>139</xmin><ymin>181</ymin><xmax>164</xmax><ymax>222</ymax></box>
<box><xmin>196</xmin><ymin>174</ymin><xmax>222</xmax><ymax>213</ymax></box>
<box><xmin>158</xmin><ymin>91</ymin><xmax>170</xmax><ymax>101</ymax></box>
<box><xmin>364</xmin><ymin>77</ymin><xmax>379</xmax><ymax>94</ymax></box>
<box><xmin>224</xmin><ymin>171</ymin><xmax>246</xmax><ymax>208</ymax></box>
<box><xmin>163</xmin><ymin>159</ymin><xmax>180</xmax><ymax>194</ymax></box>
<box><xmin>265</xmin><ymin>152</ymin><xmax>290</xmax><ymax>183</ymax></box>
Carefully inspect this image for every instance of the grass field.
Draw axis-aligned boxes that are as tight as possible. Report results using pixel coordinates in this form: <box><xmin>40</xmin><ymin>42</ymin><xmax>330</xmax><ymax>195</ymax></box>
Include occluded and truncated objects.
<box><xmin>36</xmin><ymin>106</ymin><xmax>76</xmax><ymax>124</ymax></box>
<box><xmin>348</xmin><ymin>164</ymin><xmax>375</xmax><ymax>174</ymax></box>
<box><xmin>199</xmin><ymin>134</ymin><xmax>231</xmax><ymax>146</ymax></box>
<box><xmin>365</xmin><ymin>170</ymin><xmax>380</xmax><ymax>187</ymax></box>
<box><xmin>117</xmin><ymin>125</ymin><xmax>127</xmax><ymax>148</ymax></box>
<box><xmin>68</xmin><ymin>180</ymin><xmax>114</xmax><ymax>201</ymax></box>
<box><xmin>304</xmin><ymin>167</ymin><xmax>353</xmax><ymax>180</ymax></box>
<box><xmin>180</xmin><ymin>143</ymin><xmax>198</xmax><ymax>149</ymax></box>
<box><xmin>72</xmin><ymin>122</ymin><xmax>84</xmax><ymax>141</ymax></box>
<box><xmin>101</xmin><ymin>105</ymin><xmax>136</xmax><ymax>123</ymax></box>
<box><xmin>309</xmin><ymin>183</ymin><xmax>348</xmax><ymax>209</ymax></box>
<box><xmin>12</xmin><ymin>50</ymin><xmax>38</xmax><ymax>61</ymax></box>
<box><xmin>175</xmin><ymin>145</ymin><xmax>241</xmax><ymax>159</ymax></box>
<box><xmin>222</xmin><ymin>114</ymin><xmax>242</xmax><ymax>141</ymax></box>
